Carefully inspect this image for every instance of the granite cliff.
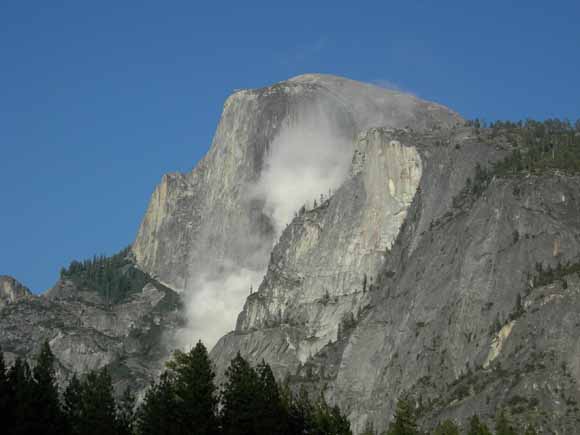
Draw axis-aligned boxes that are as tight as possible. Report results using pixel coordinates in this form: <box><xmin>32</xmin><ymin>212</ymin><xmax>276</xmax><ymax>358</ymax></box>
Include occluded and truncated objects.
<box><xmin>0</xmin><ymin>260</ymin><xmax>182</xmax><ymax>392</ymax></box>
<box><xmin>3</xmin><ymin>75</ymin><xmax>579</xmax><ymax>433</ymax></box>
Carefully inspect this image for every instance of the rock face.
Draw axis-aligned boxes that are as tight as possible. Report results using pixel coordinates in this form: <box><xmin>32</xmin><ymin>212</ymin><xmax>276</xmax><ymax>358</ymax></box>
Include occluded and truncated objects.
<box><xmin>0</xmin><ymin>274</ymin><xmax>182</xmax><ymax>392</ymax></box>
<box><xmin>212</xmin><ymin>122</ymin><xmax>580</xmax><ymax>433</ymax></box>
<box><xmin>0</xmin><ymin>275</ymin><xmax>34</xmax><ymax>308</ymax></box>
<box><xmin>132</xmin><ymin>74</ymin><xmax>462</xmax><ymax>292</ymax></box>
<box><xmin>5</xmin><ymin>74</ymin><xmax>580</xmax><ymax>433</ymax></box>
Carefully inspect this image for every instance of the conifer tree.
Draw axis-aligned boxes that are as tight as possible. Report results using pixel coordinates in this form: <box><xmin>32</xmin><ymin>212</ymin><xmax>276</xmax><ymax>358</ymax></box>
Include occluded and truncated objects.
<box><xmin>281</xmin><ymin>383</ymin><xmax>311</xmax><ymax>435</ymax></box>
<box><xmin>386</xmin><ymin>397</ymin><xmax>419</xmax><ymax>435</ymax></box>
<box><xmin>165</xmin><ymin>341</ymin><xmax>219</xmax><ymax>435</ymax></box>
<box><xmin>135</xmin><ymin>372</ymin><xmax>180</xmax><ymax>435</ymax></box>
<box><xmin>6</xmin><ymin>358</ymin><xmax>35</xmax><ymax>435</ymax></box>
<box><xmin>311</xmin><ymin>396</ymin><xmax>352</xmax><ymax>435</ymax></box>
<box><xmin>66</xmin><ymin>368</ymin><xmax>120</xmax><ymax>435</ymax></box>
<box><xmin>31</xmin><ymin>340</ymin><xmax>65</xmax><ymax>435</ymax></box>
<box><xmin>0</xmin><ymin>347</ymin><xmax>10</xmax><ymax>430</ymax></box>
<box><xmin>255</xmin><ymin>360</ymin><xmax>286</xmax><ymax>435</ymax></box>
<box><xmin>220</xmin><ymin>352</ymin><xmax>260</xmax><ymax>435</ymax></box>
<box><xmin>64</xmin><ymin>374</ymin><xmax>83</xmax><ymax>435</ymax></box>
<box><xmin>117</xmin><ymin>386</ymin><xmax>136</xmax><ymax>435</ymax></box>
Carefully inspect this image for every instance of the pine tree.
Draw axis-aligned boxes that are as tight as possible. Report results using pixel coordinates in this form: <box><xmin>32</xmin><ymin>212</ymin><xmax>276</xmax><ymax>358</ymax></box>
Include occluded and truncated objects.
<box><xmin>311</xmin><ymin>398</ymin><xmax>351</xmax><ymax>435</ymax></box>
<box><xmin>433</xmin><ymin>419</ymin><xmax>460</xmax><ymax>435</ymax></box>
<box><xmin>0</xmin><ymin>347</ymin><xmax>10</xmax><ymax>431</ymax></box>
<box><xmin>6</xmin><ymin>358</ymin><xmax>35</xmax><ymax>435</ymax></box>
<box><xmin>220</xmin><ymin>352</ymin><xmax>260</xmax><ymax>435</ymax></box>
<box><xmin>135</xmin><ymin>372</ymin><xmax>180</xmax><ymax>435</ymax></box>
<box><xmin>466</xmin><ymin>415</ymin><xmax>492</xmax><ymax>435</ymax></box>
<box><xmin>386</xmin><ymin>397</ymin><xmax>419</xmax><ymax>435</ymax></box>
<box><xmin>282</xmin><ymin>383</ymin><xmax>311</xmax><ymax>435</ymax></box>
<box><xmin>255</xmin><ymin>360</ymin><xmax>287</xmax><ymax>435</ymax></box>
<box><xmin>69</xmin><ymin>368</ymin><xmax>120</xmax><ymax>435</ymax></box>
<box><xmin>64</xmin><ymin>374</ymin><xmax>84</xmax><ymax>435</ymax></box>
<box><xmin>30</xmin><ymin>341</ymin><xmax>65</xmax><ymax>435</ymax></box>
<box><xmin>117</xmin><ymin>386</ymin><xmax>136</xmax><ymax>435</ymax></box>
<box><xmin>165</xmin><ymin>341</ymin><xmax>219</xmax><ymax>435</ymax></box>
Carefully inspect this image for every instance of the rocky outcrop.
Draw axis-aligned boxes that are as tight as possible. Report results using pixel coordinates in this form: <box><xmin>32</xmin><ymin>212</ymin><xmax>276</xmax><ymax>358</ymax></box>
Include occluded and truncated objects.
<box><xmin>212</xmin><ymin>128</ymin><xmax>424</xmax><ymax>373</ymax></box>
<box><xmin>132</xmin><ymin>74</ymin><xmax>462</xmax><ymax>292</ymax></box>
<box><xmin>212</xmin><ymin>124</ymin><xmax>580</xmax><ymax>433</ymax></box>
<box><xmin>0</xmin><ymin>276</ymin><xmax>182</xmax><ymax>392</ymax></box>
<box><xmin>0</xmin><ymin>276</ymin><xmax>33</xmax><ymax>308</ymax></box>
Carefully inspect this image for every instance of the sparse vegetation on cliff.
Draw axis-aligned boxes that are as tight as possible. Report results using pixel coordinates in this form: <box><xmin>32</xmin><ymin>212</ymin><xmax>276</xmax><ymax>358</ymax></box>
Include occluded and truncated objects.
<box><xmin>60</xmin><ymin>246</ymin><xmax>150</xmax><ymax>304</ymax></box>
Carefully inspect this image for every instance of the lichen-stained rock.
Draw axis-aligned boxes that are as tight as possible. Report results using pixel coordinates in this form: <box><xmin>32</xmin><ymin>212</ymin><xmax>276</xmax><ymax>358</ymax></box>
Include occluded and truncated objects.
<box><xmin>132</xmin><ymin>74</ymin><xmax>462</xmax><ymax>293</ymax></box>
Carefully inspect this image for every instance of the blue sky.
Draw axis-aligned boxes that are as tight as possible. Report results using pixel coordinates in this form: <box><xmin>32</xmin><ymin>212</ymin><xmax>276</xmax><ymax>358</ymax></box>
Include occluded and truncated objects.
<box><xmin>1</xmin><ymin>1</ymin><xmax>579</xmax><ymax>292</ymax></box>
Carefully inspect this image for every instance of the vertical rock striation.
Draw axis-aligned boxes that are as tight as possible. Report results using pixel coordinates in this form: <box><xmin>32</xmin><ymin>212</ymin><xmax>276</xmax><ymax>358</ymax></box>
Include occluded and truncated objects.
<box><xmin>132</xmin><ymin>74</ymin><xmax>461</xmax><ymax>346</ymax></box>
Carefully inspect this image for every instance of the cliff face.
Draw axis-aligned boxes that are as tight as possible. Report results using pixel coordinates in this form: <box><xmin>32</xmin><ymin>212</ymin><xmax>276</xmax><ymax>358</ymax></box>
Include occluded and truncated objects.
<box><xmin>0</xmin><ymin>274</ymin><xmax>182</xmax><ymax>392</ymax></box>
<box><xmin>0</xmin><ymin>275</ymin><xmax>34</xmax><ymax>308</ymax></box>
<box><xmin>212</xmin><ymin>123</ymin><xmax>580</xmax><ymax>433</ymax></box>
<box><xmin>132</xmin><ymin>74</ymin><xmax>462</xmax><ymax>293</ymax></box>
<box><xmin>216</xmin><ymin>129</ymin><xmax>423</xmax><ymax>369</ymax></box>
<box><xmin>6</xmin><ymin>74</ymin><xmax>579</xmax><ymax>433</ymax></box>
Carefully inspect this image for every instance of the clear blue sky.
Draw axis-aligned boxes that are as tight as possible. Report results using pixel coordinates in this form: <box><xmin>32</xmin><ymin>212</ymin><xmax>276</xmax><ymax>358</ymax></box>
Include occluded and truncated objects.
<box><xmin>1</xmin><ymin>1</ymin><xmax>579</xmax><ymax>292</ymax></box>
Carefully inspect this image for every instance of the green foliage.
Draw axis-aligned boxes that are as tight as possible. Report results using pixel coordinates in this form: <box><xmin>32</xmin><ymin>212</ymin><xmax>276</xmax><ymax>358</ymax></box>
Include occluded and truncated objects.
<box><xmin>117</xmin><ymin>387</ymin><xmax>136</xmax><ymax>435</ymax></box>
<box><xmin>0</xmin><ymin>347</ymin><xmax>8</xmax><ymax>427</ymax></box>
<box><xmin>135</xmin><ymin>372</ymin><xmax>180</xmax><ymax>435</ymax></box>
<box><xmin>60</xmin><ymin>246</ymin><xmax>150</xmax><ymax>304</ymax></box>
<box><xmin>432</xmin><ymin>419</ymin><xmax>460</xmax><ymax>435</ymax></box>
<box><xmin>64</xmin><ymin>368</ymin><xmax>122</xmax><ymax>435</ymax></box>
<box><xmin>532</xmin><ymin>261</ymin><xmax>580</xmax><ymax>288</ymax></box>
<box><xmin>466</xmin><ymin>414</ymin><xmax>492</xmax><ymax>435</ymax></box>
<box><xmin>386</xmin><ymin>397</ymin><xmax>419</xmax><ymax>435</ymax></box>
<box><xmin>255</xmin><ymin>360</ymin><xmax>286</xmax><ymax>435</ymax></box>
<box><xmin>6</xmin><ymin>357</ymin><xmax>36</xmax><ymax>435</ymax></box>
<box><xmin>220</xmin><ymin>352</ymin><xmax>261</xmax><ymax>435</ymax></box>
<box><xmin>311</xmin><ymin>396</ymin><xmax>352</xmax><ymax>435</ymax></box>
<box><xmin>165</xmin><ymin>341</ymin><xmax>219</xmax><ymax>435</ymax></box>
<box><xmin>63</xmin><ymin>374</ymin><xmax>84</xmax><ymax>435</ymax></box>
<box><xmin>1</xmin><ymin>342</ymin><xmax>66</xmax><ymax>435</ymax></box>
<box><xmin>491</xmin><ymin>119</ymin><xmax>580</xmax><ymax>176</ymax></box>
<box><xmin>220</xmin><ymin>352</ymin><xmax>351</xmax><ymax>435</ymax></box>
<box><xmin>31</xmin><ymin>340</ymin><xmax>65</xmax><ymax>435</ymax></box>
<box><xmin>453</xmin><ymin>119</ymin><xmax>580</xmax><ymax>210</ymax></box>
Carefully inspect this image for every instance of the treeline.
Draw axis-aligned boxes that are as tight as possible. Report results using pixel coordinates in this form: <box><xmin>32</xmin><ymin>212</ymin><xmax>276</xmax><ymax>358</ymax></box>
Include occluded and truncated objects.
<box><xmin>451</xmin><ymin>119</ymin><xmax>580</xmax><ymax>210</ymax></box>
<box><xmin>359</xmin><ymin>397</ymin><xmax>538</xmax><ymax>435</ymax></box>
<box><xmin>60</xmin><ymin>246</ymin><xmax>149</xmax><ymax>304</ymax></box>
<box><xmin>471</xmin><ymin>118</ymin><xmax>580</xmax><ymax>177</ymax></box>
<box><xmin>0</xmin><ymin>341</ymin><xmax>351</xmax><ymax>435</ymax></box>
<box><xmin>0</xmin><ymin>341</ymin><xmax>547</xmax><ymax>434</ymax></box>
